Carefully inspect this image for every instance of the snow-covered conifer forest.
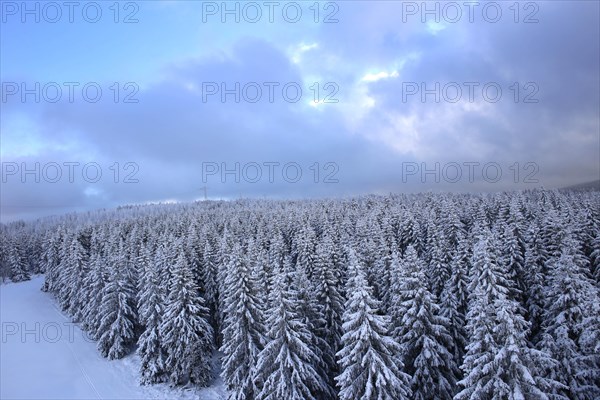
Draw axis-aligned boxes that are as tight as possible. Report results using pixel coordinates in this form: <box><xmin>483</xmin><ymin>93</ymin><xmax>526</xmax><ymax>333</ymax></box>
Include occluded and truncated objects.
<box><xmin>1</xmin><ymin>188</ymin><xmax>599</xmax><ymax>400</ymax></box>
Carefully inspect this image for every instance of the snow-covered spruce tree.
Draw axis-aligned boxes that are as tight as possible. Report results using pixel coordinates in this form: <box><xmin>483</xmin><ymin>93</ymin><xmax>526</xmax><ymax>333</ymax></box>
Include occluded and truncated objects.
<box><xmin>201</xmin><ymin>238</ymin><xmax>219</xmax><ymax>328</ymax></box>
<box><xmin>81</xmin><ymin>252</ymin><xmax>108</xmax><ymax>337</ymax></box>
<box><xmin>469</xmin><ymin>203</ymin><xmax>490</xmax><ymax>238</ymax></box>
<box><xmin>354</xmin><ymin>215</ymin><xmax>381</xmax><ymax>285</ymax></box>
<box><xmin>55</xmin><ymin>232</ymin><xmax>74</xmax><ymax>310</ymax></box>
<box><xmin>79</xmin><ymin>225</ymin><xmax>106</xmax><ymax>327</ymax></box>
<box><xmin>56</xmin><ymin>233</ymin><xmax>89</xmax><ymax>316</ymax></box>
<box><xmin>456</xmin><ymin>231</ymin><xmax>559</xmax><ymax>400</ymax></box>
<box><xmin>251</xmin><ymin>241</ymin><xmax>272</xmax><ymax>312</ymax></box>
<box><xmin>254</xmin><ymin>261</ymin><xmax>330</xmax><ymax>400</ymax></box>
<box><xmin>572</xmin><ymin>200</ymin><xmax>599</xmax><ymax>268</ymax></box>
<box><xmin>152</xmin><ymin>238</ymin><xmax>173</xmax><ymax>299</ymax></box>
<box><xmin>336</xmin><ymin>248</ymin><xmax>412</xmax><ymax>400</ymax></box>
<box><xmin>220</xmin><ymin>242</ymin><xmax>267</xmax><ymax>400</ymax></box>
<box><xmin>294</xmin><ymin>222</ymin><xmax>318</xmax><ymax>279</ymax></box>
<box><xmin>538</xmin><ymin>232</ymin><xmax>600</xmax><ymax>400</ymax></box>
<box><xmin>24</xmin><ymin>230</ymin><xmax>43</xmax><ymax>274</ymax></box>
<box><xmin>216</xmin><ymin>227</ymin><xmax>234</xmax><ymax>343</ymax></box>
<box><xmin>539</xmin><ymin>208</ymin><xmax>565</xmax><ymax>262</ymax></box>
<box><xmin>324</xmin><ymin>225</ymin><xmax>346</xmax><ymax>295</ymax></box>
<box><xmin>426</xmin><ymin>221</ymin><xmax>451</xmax><ymax>297</ymax></box>
<box><xmin>19</xmin><ymin>232</ymin><xmax>37</xmax><ymax>274</ymax></box>
<box><xmin>382</xmin><ymin>248</ymin><xmax>402</xmax><ymax>311</ymax></box>
<box><xmin>268</xmin><ymin>228</ymin><xmax>286</xmax><ymax>276</ymax></box>
<box><xmin>490</xmin><ymin>297</ymin><xmax>565</xmax><ymax>400</ymax></box>
<box><xmin>7</xmin><ymin>235</ymin><xmax>30</xmax><ymax>282</ymax></box>
<box><xmin>398</xmin><ymin>210</ymin><xmax>421</xmax><ymax>254</ymax></box>
<box><xmin>579</xmin><ymin>300</ymin><xmax>600</xmax><ymax>398</ymax></box>
<box><xmin>41</xmin><ymin>229</ymin><xmax>64</xmax><ymax>292</ymax></box>
<box><xmin>372</xmin><ymin>233</ymin><xmax>392</xmax><ymax>306</ymax></box>
<box><xmin>523</xmin><ymin>223</ymin><xmax>548</xmax><ymax>342</ymax></box>
<box><xmin>440</xmin><ymin>231</ymin><xmax>470</xmax><ymax>364</ymax></box>
<box><xmin>456</xmin><ymin>231</ymin><xmax>506</xmax><ymax>400</ymax></box>
<box><xmin>0</xmin><ymin>230</ymin><xmax>10</xmax><ymax>282</ymax></box>
<box><xmin>590</xmin><ymin>232</ymin><xmax>600</xmax><ymax>284</ymax></box>
<box><xmin>392</xmin><ymin>245</ymin><xmax>457</xmax><ymax>400</ymax></box>
<box><xmin>293</xmin><ymin>262</ymin><xmax>336</xmax><ymax>400</ymax></box>
<box><xmin>69</xmin><ymin>235</ymin><xmax>91</xmax><ymax>322</ymax></box>
<box><xmin>441</xmin><ymin>203</ymin><xmax>467</xmax><ymax>250</ymax></box>
<box><xmin>466</xmin><ymin>229</ymin><xmax>509</xmax><ymax>300</ymax></box>
<box><xmin>313</xmin><ymin>235</ymin><xmax>344</xmax><ymax>384</ymax></box>
<box><xmin>185</xmin><ymin>222</ymin><xmax>203</xmax><ymax>286</ymax></box>
<box><xmin>137</xmin><ymin>244</ymin><xmax>166</xmax><ymax>384</ymax></box>
<box><xmin>457</xmin><ymin>282</ymin><xmax>501</xmax><ymax>398</ymax></box>
<box><xmin>390</xmin><ymin>245</ymin><xmax>423</xmax><ymax>340</ymax></box>
<box><xmin>499</xmin><ymin>221</ymin><xmax>527</xmax><ymax>305</ymax></box>
<box><xmin>96</xmin><ymin>240</ymin><xmax>137</xmax><ymax>360</ymax></box>
<box><xmin>159</xmin><ymin>247</ymin><xmax>214</xmax><ymax>387</ymax></box>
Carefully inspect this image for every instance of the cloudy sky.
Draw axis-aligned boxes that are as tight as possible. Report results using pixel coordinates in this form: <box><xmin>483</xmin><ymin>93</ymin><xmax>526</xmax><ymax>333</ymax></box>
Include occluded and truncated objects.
<box><xmin>1</xmin><ymin>0</ymin><xmax>599</xmax><ymax>221</ymax></box>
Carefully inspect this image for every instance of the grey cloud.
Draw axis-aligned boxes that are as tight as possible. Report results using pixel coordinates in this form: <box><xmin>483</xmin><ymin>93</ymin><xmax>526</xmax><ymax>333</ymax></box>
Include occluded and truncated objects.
<box><xmin>2</xmin><ymin>3</ymin><xmax>598</xmax><ymax>221</ymax></box>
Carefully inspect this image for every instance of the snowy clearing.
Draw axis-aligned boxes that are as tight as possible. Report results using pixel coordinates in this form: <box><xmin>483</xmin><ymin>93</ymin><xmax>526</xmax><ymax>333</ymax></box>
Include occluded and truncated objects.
<box><xmin>0</xmin><ymin>275</ymin><xmax>226</xmax><ymax>400</ymax></box>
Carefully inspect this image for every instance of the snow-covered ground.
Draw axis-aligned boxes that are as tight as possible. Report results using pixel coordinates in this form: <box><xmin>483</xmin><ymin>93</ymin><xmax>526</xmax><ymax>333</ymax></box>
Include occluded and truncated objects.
<box><xmin>1</xmin><ymin>276</ymin><xmax>226</xmax><ymax>400</ymax></box>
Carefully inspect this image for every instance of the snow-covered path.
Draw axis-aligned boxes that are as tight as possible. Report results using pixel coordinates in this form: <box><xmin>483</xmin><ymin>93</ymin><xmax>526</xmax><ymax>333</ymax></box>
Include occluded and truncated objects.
<box><xmin>1</xmin><ymin>276</ymin><xmax>226</xmax><ymax>400</ymax></box>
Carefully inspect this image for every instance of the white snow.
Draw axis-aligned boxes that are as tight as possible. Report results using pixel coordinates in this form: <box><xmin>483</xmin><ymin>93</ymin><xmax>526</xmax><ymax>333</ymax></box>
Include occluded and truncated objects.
<box><xmin>1</xmin><ymin>275</ymin><xmax>227</xmax><ymax>400</ymax></box>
